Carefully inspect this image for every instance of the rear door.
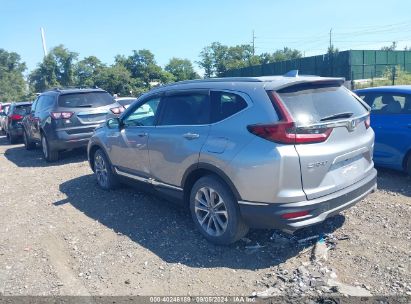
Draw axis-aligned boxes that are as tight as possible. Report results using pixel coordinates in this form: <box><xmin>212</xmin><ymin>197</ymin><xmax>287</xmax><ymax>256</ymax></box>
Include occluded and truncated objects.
<box><xmin>276</xmin><ymin>82</ymin><xmax>373</xmax><ymax>200</ymax></box>
<box><xmin>359</xmin><ymin>91</ymin><xmax>411</xmax><ymax>170</ymax></box>
<box><xmin>148</xmin><ymin>90</ymin><xmax>211</xmax><ymax>188</ymax></box>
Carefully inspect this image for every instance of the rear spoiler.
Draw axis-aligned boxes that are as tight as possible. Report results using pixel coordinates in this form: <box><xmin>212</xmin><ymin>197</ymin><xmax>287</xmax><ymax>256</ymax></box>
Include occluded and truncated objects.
<box><xmin>275</xmin><ymin>79</ymin><xmax>345</xmax><ymax>93</ymax></box>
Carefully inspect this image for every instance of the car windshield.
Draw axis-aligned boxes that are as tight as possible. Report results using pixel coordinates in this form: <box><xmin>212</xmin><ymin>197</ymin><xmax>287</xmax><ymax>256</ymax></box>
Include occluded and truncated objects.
<box><xmin>58</xmin><ymin>92</ymin><xmax>114</xmax><ymax>108</ymax></box>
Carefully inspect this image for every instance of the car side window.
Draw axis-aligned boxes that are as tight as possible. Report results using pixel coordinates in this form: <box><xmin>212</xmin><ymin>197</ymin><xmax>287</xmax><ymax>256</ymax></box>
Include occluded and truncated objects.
<box><xmin>158</xmin><ymin>92</ymin><xmax>210</xmax><ymax>126</ymax></box>
<box><xmin>368</xmin><ymin>93</ymin><xmax>406</xmax><ymax>114</ymax></box>
<box><xmin>42</xmin><ymin>95</ymin><xmax>55</xmax><ymax>110</ymax></box>
<box><xmin>122</xmin><ymin>97</ymin><xmax>161</xmax><ymax>127</ymax></box>
<box><xmin>210</xmin><ymin>91</ymin><xmax>248</xmax><ymax>123</ymax></box>
<box><xmin>31</xmin><ymin>98</ymin><xmax>38</xmax><ymax>113</ymax></box>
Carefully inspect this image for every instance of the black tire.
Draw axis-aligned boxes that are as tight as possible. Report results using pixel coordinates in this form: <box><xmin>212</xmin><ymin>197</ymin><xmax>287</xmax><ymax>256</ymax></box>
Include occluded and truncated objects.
<box><xmin>93</xmin><ymin>149</ymin><xmax>118</xmax><ymax>190</ymax></box>
<box><xmin>189</xmin><ymin>175</ymin><xmax>249</xmax><ymax>245</ymax></box>
<box><xmin>8</xmin><ymin>132</ymin><xmax>17</xmax><ymax>144</ymax></box>
<box><xmin>23</xmin><ymin>130</ymin><xmax>36</xmax><ymax>150</ymax></box>
<box><xmin>406</xmin><ymin>155</ymin><xmax>411</xmax><ymax>177</ymax></box>
<box><xmin>41</xmin><ymin>133</ymin><xmax>58</xmax><ymax>162</ymax></box>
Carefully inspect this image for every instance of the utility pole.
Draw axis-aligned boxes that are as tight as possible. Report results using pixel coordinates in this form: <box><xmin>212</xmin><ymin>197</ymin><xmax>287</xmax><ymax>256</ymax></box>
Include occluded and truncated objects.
<box><xmin>40</xmin><ymin>27</ymin><xmax>48</xmax><ymax>57</ymax></box>
<box><xmin>252</xmin><ymin>30</ymin><xmax>256</xmax><ymax>55</ymax></box>
<box><xmin>329</xmin><ymin>28</ymin><xmax>332</xmax><ymax>51</ymax></box>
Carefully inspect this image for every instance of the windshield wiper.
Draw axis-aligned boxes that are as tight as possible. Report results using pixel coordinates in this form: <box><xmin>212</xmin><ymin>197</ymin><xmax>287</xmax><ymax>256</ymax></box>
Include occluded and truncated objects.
<box><xmin>320</xmin><ymin>112</ymin><xmax>353</xmax><ymax>121</ymax></box>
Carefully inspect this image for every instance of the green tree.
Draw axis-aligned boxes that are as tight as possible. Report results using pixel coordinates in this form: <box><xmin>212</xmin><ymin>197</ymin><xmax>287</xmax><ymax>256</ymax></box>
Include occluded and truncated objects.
<box><xmin>120</xmin><ymin>49</ymin><xmax>172</xmax><ymax>87</ymax></box>
<box><xmin>198</xmin><ymin>43</ymin><xmax>302</xmax><ymax>77</ymax></box>
<box><xmin>165</xmin><ymin>58</ymin><xmax>199</xmax><ymax>81</ymax></box>
<box><xmin>260</xmin><ymin>47</ymin><xmax>303</xmax><ymax>64</ymax></box>
<box><xmin>29</xmin><ymin>45</ymin><xmax>78</xmax><ymax>92</ymax></box>
<box><xmin>76</xmin><ymin>56</ymin><xmax>105</xmax><ymax>87</ymax></box>
<box><xmin>0</xmin><ymin>49</ymin><xmax>27</xmax><ymax>102</ymax></box>
<box><xmin>381</xmin><ymin>41</ymin><xmax>397</xmax><ymax>51</ymax></box>
<box><xmin>94</xmin><ymin>64</ymin><xmax>138</xmax><ymax>96</ymax></box>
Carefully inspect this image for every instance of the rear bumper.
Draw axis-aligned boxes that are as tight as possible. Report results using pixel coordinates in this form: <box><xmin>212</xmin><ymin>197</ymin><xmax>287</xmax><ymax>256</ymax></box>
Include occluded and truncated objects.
<box><xmin>239</xmin><ymin>168</ymin><xmax>377</xmax><ymax>233</ymax></box>
<box><xmin>47</xmin><ymin>125</ymin><xmax>100</xmax><ymax>151</ymax></box>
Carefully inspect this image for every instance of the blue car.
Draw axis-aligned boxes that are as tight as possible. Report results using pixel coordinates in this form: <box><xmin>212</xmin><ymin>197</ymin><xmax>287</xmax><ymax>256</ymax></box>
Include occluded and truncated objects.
<box><xmin>355</xmin><ymin>86</ymin><xmax>411</xmax><ymax>175</ymax></box>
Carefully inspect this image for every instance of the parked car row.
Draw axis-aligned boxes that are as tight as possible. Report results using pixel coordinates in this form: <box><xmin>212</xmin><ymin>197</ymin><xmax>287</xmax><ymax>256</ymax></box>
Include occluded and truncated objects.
<box><xmin>0</xmin><ymin>101</ymin><xmax>32</xmax><ymax>143</ymax></box>
<box><xmin>3</xmin><ymin>76</ymin><xmax>409</xmax><ymax>245</ymax></box>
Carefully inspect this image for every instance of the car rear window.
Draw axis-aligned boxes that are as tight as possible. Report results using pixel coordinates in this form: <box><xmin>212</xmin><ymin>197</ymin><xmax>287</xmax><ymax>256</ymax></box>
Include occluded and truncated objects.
<box><xmin>58</xmin><ymin>92</ymin><xmax>114</xmax><ymax>108</ymax></box>
<box><xmin>13</xmin><ymin>105</ymin><xmax>31</xmax><ymax>115</ymax></box>
<box><xmin>275</xmin><ymin>83</ymin><xmax>368</xmax><ymax>125</ymax></box>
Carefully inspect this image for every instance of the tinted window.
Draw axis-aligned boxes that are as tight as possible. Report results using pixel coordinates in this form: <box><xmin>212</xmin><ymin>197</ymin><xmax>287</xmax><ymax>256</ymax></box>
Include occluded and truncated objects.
<box><xmin>210</xmin><ymin>91</ymin><xmax>247</xmax><ymax>123</ymax></box>
<box><xmin>362</xmin><ymin>93</ymin><xmax>410</xmax><ymax>114</ymax></box>
<box><xmin>276</xmin><ymin>84</ymin><xmax>368</xmax><ymax>125</ymax></box>
<box><xmin>123</xmin><ymin>97</ymin><xmax>160</xmax><ymax>127</ymax></box>
<box><xmin>159</xmin><ymin>93</ymin><xmax>210</xmax><ymax>125</ymax></box>
<box><xmin>58</xmin><ymin>92</ymin><xmax>114</xmax><ymax>108</ymax></box>
<box><xmin>13</xmin><ymin>104</ymin><xmax>31</xmax><ymax>116</ymax></box>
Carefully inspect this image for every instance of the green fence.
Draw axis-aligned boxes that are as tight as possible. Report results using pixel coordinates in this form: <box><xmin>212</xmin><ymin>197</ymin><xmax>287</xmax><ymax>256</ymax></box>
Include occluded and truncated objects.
<box><xmin>223</xmin><ymin>50</ymin><xmax>411</xmax><ymax>80</ymax></box>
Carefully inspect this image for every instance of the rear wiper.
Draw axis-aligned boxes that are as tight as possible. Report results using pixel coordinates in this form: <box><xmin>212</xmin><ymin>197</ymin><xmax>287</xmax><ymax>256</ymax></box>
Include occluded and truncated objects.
<box><xmin>320</xmin><ymin>112</ymin><xmax>353</xmax><ymax>121</ymax></box>
<box><xmin>76</xmin><ymin>104</ymin><xmax>93</xmax><ymax>108</ymax></box>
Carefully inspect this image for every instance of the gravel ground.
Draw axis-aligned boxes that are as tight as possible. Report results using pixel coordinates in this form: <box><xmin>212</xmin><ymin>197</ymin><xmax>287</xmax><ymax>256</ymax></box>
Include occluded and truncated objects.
<box><xmin>0</xmin><ymin>135</ymin><xmax>410</xmax><ymax>297</ymax></box>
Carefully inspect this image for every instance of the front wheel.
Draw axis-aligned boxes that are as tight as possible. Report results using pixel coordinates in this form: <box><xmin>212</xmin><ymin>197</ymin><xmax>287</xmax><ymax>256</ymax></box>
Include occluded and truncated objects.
<box><xmin>41</xmin><ymin>133</ymin><xmax>58</xmax><ymax>162</ymax></box>
<box><xmin>93</xmin><ymin>149</ymin><xmax>118</xmax><ymax>190</ymax></box>
<box><xmin>189</xmin><ymin>175</ymin><xmax>249</xmax><ymax>245</ymax></box>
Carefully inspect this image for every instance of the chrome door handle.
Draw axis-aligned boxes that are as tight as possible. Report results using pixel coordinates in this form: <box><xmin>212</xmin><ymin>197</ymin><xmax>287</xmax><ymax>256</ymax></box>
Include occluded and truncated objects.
<box><xmin>138</xmin><ymin>132</ymin><xmax>148</xmax><ymax>137</ymax></box>
<box><xmin>183</xmin><ymin>132</ymin><xmax>200</xmax><ymax>140</ymax></box>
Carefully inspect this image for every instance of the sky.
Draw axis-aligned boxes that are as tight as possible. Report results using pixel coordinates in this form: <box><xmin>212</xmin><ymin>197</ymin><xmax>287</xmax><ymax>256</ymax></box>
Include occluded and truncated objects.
<box><xmin>1</xmin><ymin>0</ymin><xmax>411</xmax><ymax>75</ymax></box>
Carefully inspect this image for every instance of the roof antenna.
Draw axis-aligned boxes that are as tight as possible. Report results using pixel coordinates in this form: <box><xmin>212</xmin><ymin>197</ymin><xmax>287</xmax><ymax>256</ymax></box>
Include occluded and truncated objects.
<box><xmin>284</xmin><ymin>70</ymin><xmax>299</xmax><ymax>77</ymax></box>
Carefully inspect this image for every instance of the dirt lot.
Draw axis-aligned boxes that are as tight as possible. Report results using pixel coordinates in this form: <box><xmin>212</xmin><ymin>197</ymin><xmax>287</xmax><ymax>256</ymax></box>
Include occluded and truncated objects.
<box><xmin>0</xmin><ymin>135</ymin><xmax>410</xmax><ymax>297</ymax></box>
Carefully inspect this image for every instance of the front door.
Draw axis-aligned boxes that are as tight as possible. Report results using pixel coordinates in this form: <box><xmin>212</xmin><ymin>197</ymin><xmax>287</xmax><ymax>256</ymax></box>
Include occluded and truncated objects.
<box><xmin>109</xmin><ymin>95</ymin><xmax>161</xmax><ymax>178</ymax></box>
<box><xmin>148</xmin><ymin>90</ymin><xmax>211</xmax><ymax>188</ymax></box>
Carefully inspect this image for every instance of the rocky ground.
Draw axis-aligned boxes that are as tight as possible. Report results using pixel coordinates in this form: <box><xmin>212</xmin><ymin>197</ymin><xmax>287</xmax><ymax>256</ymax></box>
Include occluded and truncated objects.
<box><xmin>0</xmin><ymin>135</ymin><xmax>410</xmax><ymax>299</ymax></box>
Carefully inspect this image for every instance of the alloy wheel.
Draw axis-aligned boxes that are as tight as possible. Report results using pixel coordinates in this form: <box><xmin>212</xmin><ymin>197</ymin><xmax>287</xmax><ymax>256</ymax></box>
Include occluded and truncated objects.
<box><xmin>194</xmin><ymin>187</ymin><xmax>228</xmax><ymax>237</ymax></box>
<box><xmin>94</xmin><ymin>153</ymin><xmax>108</xmax><ymax>188</ymax></box>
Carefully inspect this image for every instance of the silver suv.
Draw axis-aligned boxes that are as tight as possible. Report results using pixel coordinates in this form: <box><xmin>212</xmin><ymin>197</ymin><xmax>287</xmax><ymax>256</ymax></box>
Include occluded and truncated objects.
<box><xmin>88</xmin><ymin>75</ymin><xmax>377</xmax><ymax>245</ymax></box>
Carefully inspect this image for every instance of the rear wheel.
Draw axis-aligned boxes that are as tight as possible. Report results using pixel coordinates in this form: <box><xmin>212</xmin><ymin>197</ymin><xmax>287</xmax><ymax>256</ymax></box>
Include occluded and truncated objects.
<box><xmin>94</xmin><ymin>149</ymin><xmax>118</xmax><ymax>190</ymax></box>
<box><xmin>41</xmin><ymin>133</ymin><xmax>58</xmax><ymax>162</ymax></box>
<box><xmin>189</xmin><ymin>175</ymin><xmax>249</xmax><ymax>245</ymax></box>
<box><xmin>406</xmin><ymin>155</ymin><xmax>411</xmax><ymax>177</ymax></box>
<box><xmin>8</xmin><ymin>132</ymin><xmax>17</xmax><ymax>144</ymax></box>
<box><xmin>23</xmin><ymin>130</ymin><xmax>36</xmax><ymax>150</ymax></box>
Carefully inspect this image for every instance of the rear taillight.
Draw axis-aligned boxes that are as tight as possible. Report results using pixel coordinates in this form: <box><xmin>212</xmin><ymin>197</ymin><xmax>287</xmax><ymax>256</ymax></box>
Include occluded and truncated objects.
<box><xmin>110</xmin><ymin>106</ymin><xmax>125</xmax><ymax>114</ymax></box>
<box><xmin>50</xmin><ymin>112</ymin><xmax>74</xmax><ymax>119</ymax></box>
<box><xmin>365</xmin><ymin>115</ymin><xmax>370</xmax><ymax>129</ymax></box>
<box><xmin>10</xmin><ymin>114</ymin><xmax>23</xmax><ymax>121</ymax></box>
<box><xmin>248</xmin><ymin>92</ymin><xmax>332</xmax><ymax>144</ymax></box>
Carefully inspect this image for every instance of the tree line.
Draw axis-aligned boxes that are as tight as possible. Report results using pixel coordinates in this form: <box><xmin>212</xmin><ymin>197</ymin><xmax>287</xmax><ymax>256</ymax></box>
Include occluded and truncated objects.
<box><xmin>0</xmin><ymin>43</ymin><xmax>302</xmax><ymax>102</ymax></box>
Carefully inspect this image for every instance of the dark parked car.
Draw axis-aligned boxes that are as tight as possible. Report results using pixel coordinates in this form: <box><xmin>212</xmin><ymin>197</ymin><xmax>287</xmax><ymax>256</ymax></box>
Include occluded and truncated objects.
<box><xmin>4</xmin><ymin>102</ymin><xmax>32</xmax><ymax>143</ymax></box>
<box><xmin>0</xmin><ymin>102</ymin><xmax>11</xmax><ymax>135</ymax></box>
<box><xmin>355</xmin><ymin>85</ymin><xmax>411</xmax><ymax>175</ymax></box>
<box><xmin>22</xmin><ymin>88</ymin><xmax>123</xmax><ymax>162</ymax></box>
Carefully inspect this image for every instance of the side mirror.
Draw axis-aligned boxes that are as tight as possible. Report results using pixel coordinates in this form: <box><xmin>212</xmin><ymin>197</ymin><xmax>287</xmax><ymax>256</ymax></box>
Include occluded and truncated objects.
<box><xmin>107</xmin><ymin>117</ymin><xmax>121</xmax><ymax>129</ymax></box>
